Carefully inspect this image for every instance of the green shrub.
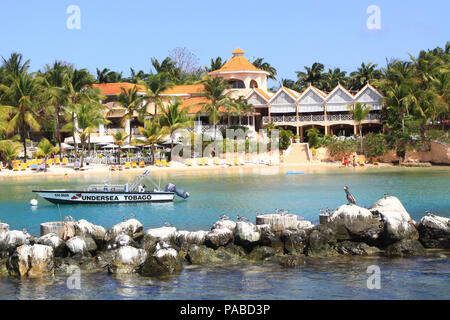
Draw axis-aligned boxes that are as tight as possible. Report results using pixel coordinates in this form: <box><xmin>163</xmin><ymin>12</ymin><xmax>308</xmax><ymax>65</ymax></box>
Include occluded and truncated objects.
<box><xmin>306</xmin><ymin>128</ymin><xmax>321</xmax><ymax>148</ymax></box>
<box><xmin>363</xmin><ymin>133</ymin><xmax>390</xmax><ymax>158</ymax></box>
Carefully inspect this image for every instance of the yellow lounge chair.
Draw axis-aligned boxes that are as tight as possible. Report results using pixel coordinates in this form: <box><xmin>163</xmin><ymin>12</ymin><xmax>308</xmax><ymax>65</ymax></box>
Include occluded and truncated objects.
<box><xmin>132</xmin><ymin>161</ymin><xmax>137</xmax><ymax>168</ymax></box>
<box><xmin>185</xmin><ymin>159</ymin><xmax>192</xmax><ymax>166</ymax></box>
<box><xmin>233</xmin><ymin>158</ymin><xmax>240</xmax><ymax>166</ymax></box>
<box><xmin>213</xmin><ymin>157</ymin><xmax>220</xmax><ymax>165</ymax></box>
<box><xmin>202</xmin><ymin>158</ymin><xmax>209</xmax><ymax>166</ymax></box>
<box><xmin>358</xmin><ymin>157</ymin><xmax>365</xmax><ymax>166</ymax></box>
<box><xmin>20</xmin><ymin>163</ymin><xmax>27</xmax><ymax>171</ymax></box>
<box><xmin>124</xmin><ymin>162</ymin><xmax>131</xmax><ymax>169</ymax></box>
<box><xmin>62</xmin><ymin>158</ymin><xmax>68</xmax><ymax>166</ymax></box>
<box><xmin>13</xmin><ymin>163</ymin><xmax>19</xmax><ymax>171</ymax></box>
<box><xmin>155</xmin><ymin>159</ymin><xmax>162</xmax><ymax>167</ymax></box>
<box><xmin>55</xmin><ymin>158</ymin><xmax>61</xmax><ymax>165</ymax></box>
<box><xmin>139</xmin><ymin>160</ymin><xmax>145</xmax><ymax>168</ymax></box>
<box><xmin>47</xmin><ymin>159</ymin><xmax>52</xmax><ymax>166</ymax></box>
<box><xmin>196</xmin><ymin>158</ymin><xmax>203</xmax><ymax>166</ymax></box>
<box><xmin>162</xmin><ymin>159</ymin><xmax>170</xmax><ymax>167</ymax></box>
<box><xmin>26</xmin><ymin>160</ymin><xmax>31</xmax><ymax>168</ymax></box>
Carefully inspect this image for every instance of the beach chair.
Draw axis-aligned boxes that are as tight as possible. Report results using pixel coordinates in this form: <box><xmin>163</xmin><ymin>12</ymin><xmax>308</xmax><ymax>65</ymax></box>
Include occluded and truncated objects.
<box><xmin>74</xmin><ymin>161</ymin><xmax>81</xmax><ymax>170</ymax></box>
<box><xmin>124</xmin><ymin>162</ymin><xmax>131</xmax><ymax>169</ymax></box>
<box><xmin>233</xmin><ymin>158</ymin><xmax>240</xmax><ymax>166</ymax></box>
<box><xmin>213</xmin><ymin>157</ymin><xmax>221</xmax><ymax>166</ymax></box>
<box><xmin>109</xmin><ymin>165</ymin><xmax>116</xmax><ymax>171</ymax></box>
<box><xmin>202</xmin><ymin>158</ymin><xmax>209</xmax><ymax>166</ymax></box>
<box><xmin>139</xmin><ymin>160</ymin><xmax>145</xmax><ymax>168</ymax></box>
<box><xmin>117</xmin><ymin>165</ymin><xmax>123</xmax><ymax>171</ymax></box>
<box><xmin>131</xmin><ymin>161</ymin><xmax>137</xmax><ymax>168</ymax></box>
<box><xmin>162</xmin><ymin>159</ymin><xmax>170</xmax><ymax>167</ymax></box>
<box><xmin>224</xmin><ymin>158</ymin><xmax>233</xmax><ymax>166</ymax></box>
<box><xmin>196</xmin><ymin>158</ymin><xmax>203</xmax><ymax>166</ymax></box>
<box><xmin>47</xmin><ymin>159</ymin><xmax>52</xmax><ymax>167</ymax></box>
<box><xmin>26</xmin><ymin>160</ymin><xmax>31</xmax><ymax>168</ymax></box>
<box><xmin>13</xmin><ymin>162</ymin><xmax>19</xmax><ymax>171</ymax></box>
<box><xmin>155</xmin><ymin>159</ymin><xmax>162</xmax><ymax>167</ymax></box>
<box><xmin>185</xmin><ymin>158</ymin><xmax>193</xmax><ymax>166</ymax></box>
<box><xmin>62</xmin><ymin>158</ymin><xmax>68</xmax><ymax>166</ymax></box>
<box><xmin>20</xmin><ymin>163</ymin><xmax>27</xmax><ymax>171</ymax></box>
<box><xmin>358</xmin><ymin>157</ymin><xmax>365</xmax><ymax>166</ymax></box>
<box><xmin>238</xmin><ymin>158</ymin><xmax>245</xmax><ymax>165</ymax></box>
<box><xmin>55</xmin><ymin>158</ymin><xmax>61</xmax><ymax>165</ymax></box>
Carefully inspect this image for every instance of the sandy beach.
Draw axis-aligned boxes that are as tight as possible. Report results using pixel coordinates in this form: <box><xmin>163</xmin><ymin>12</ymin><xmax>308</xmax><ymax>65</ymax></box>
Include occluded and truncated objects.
<box><xmin>0</xmin><ymin>160</ymin><xmax>397</xmax><ymax>179</ymax></box>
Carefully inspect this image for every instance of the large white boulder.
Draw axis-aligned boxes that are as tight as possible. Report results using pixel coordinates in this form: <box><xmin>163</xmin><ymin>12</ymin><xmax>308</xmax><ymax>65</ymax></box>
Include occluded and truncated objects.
<box><xmin>176</xmin><ymin>230</ymin><xmax>207</xmax><ymax>249</ymax></box>
<box><xmin>109</xmin><ymin>246</ymin><xmax>147</xmax><ymax>274</ymax></box>
<box><xmin>37</xmin><ymin>233</ymin><xmax>67</xmax><ymax>257</ymax></box>
<box><xmin>205</xmin><ymin>228</ymin><xmax>233</xmax><ymax>248</ymax></box>
<box><xmin>234</xmin><ymin>222</ymin><xmax>261</xmax><ymax>248</ymax></box>
<box><xmin>8</xmin><ymin>244</ymin><xmax>54</xmax><ymax>278</ymax></box>
<box><xmin>370</xmin><ymin>197</ymin><xmax>418</xmax><ymax>243</ymax></box>
<box><xmin>418</xmin><ymin>215</ymin><xmax>450</xmax><ymax>248</ymax></box>
<box><xmin>140</xmin><ymin>248</ymin><xmax>182</xmax><ymax>276</ymax></box>
<box><xmin>211</xmin><ymin>220</ymin><xmax>237</xmax><ymax>232</ymax></box>
<box><xmin>142</xmin><ymin>227</ymin><xmax>177</xmax><ymax>251</ymax></box>
<box><xmin>328</xmin><ymin>204</ymin><xmax>383</xmax><ymax>242</ymax></box>
<box><xmin>0</xmin><ymin>230</ymin><xmax>33</xmax><ymax>254</ymax></box>
<box><xmin>66</xmin><ymin>236</ymin><xmax>88</xmax><ymax>255</ymax></box>
<box><xmin>104</xmin><ymin>219</ymin><xmax>143</xmax><ymax>241</ymax></box>
<box><xmin>74</xmin><ymin>219</ymin><xmax>106</xmax><ymax>241</ymax></box>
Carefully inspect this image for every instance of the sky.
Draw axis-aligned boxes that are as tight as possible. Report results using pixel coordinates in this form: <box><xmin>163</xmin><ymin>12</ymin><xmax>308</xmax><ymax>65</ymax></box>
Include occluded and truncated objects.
<box><xmin>0</xmin><ymin>0</ymin><xmax>449</xmax><ymax>87</ymax></box>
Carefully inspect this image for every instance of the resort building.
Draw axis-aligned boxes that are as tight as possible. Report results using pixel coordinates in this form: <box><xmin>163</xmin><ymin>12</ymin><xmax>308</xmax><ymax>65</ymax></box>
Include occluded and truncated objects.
<box><xmin>82</xmin><ymin>48</ymin><xmax>384</xmax><ymax>144</ymax></box>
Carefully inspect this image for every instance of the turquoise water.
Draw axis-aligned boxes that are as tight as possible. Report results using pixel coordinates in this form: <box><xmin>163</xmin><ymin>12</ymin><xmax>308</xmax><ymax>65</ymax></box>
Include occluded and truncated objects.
<box><xmin>0</xmin><ymin>167</ymin><xmax>449</xmax><ymax>299</ymax></box>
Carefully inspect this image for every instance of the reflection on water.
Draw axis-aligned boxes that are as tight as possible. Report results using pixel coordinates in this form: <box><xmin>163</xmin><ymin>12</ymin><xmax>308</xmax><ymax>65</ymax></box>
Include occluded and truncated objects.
<box><xmin>0</xmin><ymin>167</ymin><xmax>449</xmax><ymax>299</ymax></box>
<box><xmin>1</xmin><ymin>253</ymin><xmax>449</xmax><ymax>300</ymax></box>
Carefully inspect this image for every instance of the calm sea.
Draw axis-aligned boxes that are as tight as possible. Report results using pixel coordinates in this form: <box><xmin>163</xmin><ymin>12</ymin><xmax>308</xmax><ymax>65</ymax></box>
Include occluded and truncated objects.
<box><xmin>0</xmin><ymin>166</ymin><xmax>449</xmax><ymax>299</ymax></box>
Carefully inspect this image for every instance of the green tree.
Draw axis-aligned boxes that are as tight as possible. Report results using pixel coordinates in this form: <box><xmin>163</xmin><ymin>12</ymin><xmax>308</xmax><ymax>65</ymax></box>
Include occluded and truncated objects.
<box><xmin>205</xmin><ymin>57</ymin><xmax>226</xmax><ymax>72</ymax></box>
<box><xmin>159</xmin><ymin>100</ymin><xmax>193</xmax><ymax>156</ymax></box>
<box><xmin>349</xmin><ymin>62</ymin><xmax>382</xmax><ymax>91</ymax></box>
<box><xmin>296</xmin><ymin>62</ymin><xmax>325</xmax><ymax>90</ymax></box>
<box><xmin>36</xmin><ymin>138</ymin><xmax>59</xmax><ymax>171</ymax></box>
<box><xmin>252</xmin><ymin>58</ymin><xmax>277</xmax><ymax>81</ymax></box>
<box><xmin>110</xmin><ymin>130</ymin><xmax>129</xmax><ymax>164</ymax></box>
<box><xmin>115</xmin><ymin>85</ymin><xmax>144</xmax><ymax>144</ymax></box>
<box><xmin>346</xmin><ymin>102</ymin><xmax>372</xmax><ymax>152</ymax></box>
<box><xmin>196</xmin><ymin>77</ymin><xmax>233</xmax><ymax>141</ymax></box>
<box><xmin>0</xmin><ymin>139</ymin><xmax>21</xmax><ymax>169</ymax></box>
<box><xmin>133</xmin><ymin>119</ymin><xmax>167</xmax><ymax>165</ymax></box>
<box><xmin>0</xmin><ymin>72</ymin><xmax>43</xmax><ymax>159</ymax></box>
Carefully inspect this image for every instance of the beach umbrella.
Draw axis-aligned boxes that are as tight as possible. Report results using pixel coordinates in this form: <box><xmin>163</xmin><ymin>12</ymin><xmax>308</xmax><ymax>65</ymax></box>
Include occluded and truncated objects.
<box><xmin>102</xmin><ymin>144</ymin><xmax>119</xmax><ymax>149</ymax></box>
<box><xmin>121</xmin><ymin>144</ymin><xmax>137</xmax><ymax>149</ymax></box>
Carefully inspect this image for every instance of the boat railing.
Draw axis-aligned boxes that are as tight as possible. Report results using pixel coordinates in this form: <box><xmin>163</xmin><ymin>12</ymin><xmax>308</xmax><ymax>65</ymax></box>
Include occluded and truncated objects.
<box><xmin>87</xmin><ymin>184</ymin><xmax>126</xmax><ymax>192</ymax></box>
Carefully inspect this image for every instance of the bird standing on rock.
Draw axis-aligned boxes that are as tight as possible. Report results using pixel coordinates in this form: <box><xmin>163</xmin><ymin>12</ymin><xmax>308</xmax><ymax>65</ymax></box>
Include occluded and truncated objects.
<box><xmin>344</xmin><ymin>186</ymin><xmax>357</xmax><ymax>205</ymax></box>
<box><xmin>219</xmin><ymin>214</ymin><xmax>229</xmax><ymax>221</ymax></box>
<box><xmin>384</xmin><ymin>193</ymin><xmax>388</xmax><ymax>199</ymax></box>
<box><xmin>425</xmin><ymin>210</ymin><xmax>435</xmax><ymax>217</ymax></box>
<box><xmin>130</xmin><ymin>213</ymin><xmax>135</xmax><ymax>218</ymax></box>
<box><xmin>122</xmin><ymin>216</ymin><xmax>127</xmax><ymax>221</ymax></box>
<box><xmin>237</xmin><ymin>215</ymin><xmax>249</xmax><ymax>222</ymax></box>
<box><xmin>164</xmin><ymin>222</ymin><xmax>172</xmax><ymax>227</ymax></box>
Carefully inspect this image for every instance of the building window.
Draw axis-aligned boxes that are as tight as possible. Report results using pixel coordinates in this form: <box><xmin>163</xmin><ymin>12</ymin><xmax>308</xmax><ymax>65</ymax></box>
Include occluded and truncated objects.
<box><xmin>250</xmin><ymin>80</ymin><xmax>258</xmax><ymax>88</ymax></box>
<box><xmin>229</xmin><ymin>80</ymin><xmax>245</xmax><ymax>89</ymax></box>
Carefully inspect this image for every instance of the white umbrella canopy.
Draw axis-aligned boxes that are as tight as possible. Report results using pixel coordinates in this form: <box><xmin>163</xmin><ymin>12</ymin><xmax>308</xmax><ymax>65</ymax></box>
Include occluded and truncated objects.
<box><xmin>121</xmin><ymin>144</ymin><xmax>138</xmax><ymax>149</ymax></box>
<box><xmin>60</xmin><ymin>143</ymin><xmax>73</xmax><ymax>150</ymax></box>
<box><xmin>101</xmin><ymin>144</ymin><xmax>119</xmax><ymax>149</ymax></box>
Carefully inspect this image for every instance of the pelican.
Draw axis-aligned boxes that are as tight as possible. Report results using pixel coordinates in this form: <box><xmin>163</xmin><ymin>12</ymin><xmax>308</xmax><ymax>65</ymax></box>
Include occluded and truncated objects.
<box><xmin>384</xmin><ymin>193</ymin><xmax>388</xmax><ymax>199</ymax></box>
<box><xmin>344</xmin><ymin>186</ymin><xmax>357</xmax><ymax>205</ymax></box>
<box><xmin>122</xmin><ymin>216</ymin><xmax>127</xmax><ymax>221</ymax></box>
<box><xmin>130</xmin><ymin>213</ymin><xmax>135</xmax><ymax>218</ymax></box>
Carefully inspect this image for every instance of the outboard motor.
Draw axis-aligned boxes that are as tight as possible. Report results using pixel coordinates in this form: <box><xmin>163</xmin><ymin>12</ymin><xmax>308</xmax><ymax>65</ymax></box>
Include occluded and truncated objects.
<box><xmin>165</xmin><ymin>183</ymin><xmax>190</xmax><ymax>199</ymax></box>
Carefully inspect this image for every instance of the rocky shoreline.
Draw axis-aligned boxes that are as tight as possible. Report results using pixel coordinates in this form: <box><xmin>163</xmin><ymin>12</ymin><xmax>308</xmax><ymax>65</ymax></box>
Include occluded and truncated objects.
<box><xmin>0</xmin><ymin>196</ymin><xmax>449</xmax><ymax>279</ymax></box>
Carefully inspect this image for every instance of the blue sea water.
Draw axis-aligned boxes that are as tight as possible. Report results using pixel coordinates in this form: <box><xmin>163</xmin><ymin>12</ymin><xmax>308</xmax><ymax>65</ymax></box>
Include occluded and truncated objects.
<box><xmin>0</xmin><ymin>166</ymin><xmax>449</xmax><ymax>299</ymax></box>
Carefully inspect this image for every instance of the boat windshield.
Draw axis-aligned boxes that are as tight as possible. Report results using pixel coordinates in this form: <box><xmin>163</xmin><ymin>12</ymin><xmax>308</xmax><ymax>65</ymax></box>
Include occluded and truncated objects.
<box><xmin>88</xmin><ymin>184</ymin><xmax>126</xmax><ymax>192</ymax></box>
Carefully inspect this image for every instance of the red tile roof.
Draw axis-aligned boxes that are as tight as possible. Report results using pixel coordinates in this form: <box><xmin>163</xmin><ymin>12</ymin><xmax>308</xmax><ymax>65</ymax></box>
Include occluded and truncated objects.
<box><xmin>92</xmin><ymin>82</ymin><xmax>146</xmax><ymax>96</ymax></box>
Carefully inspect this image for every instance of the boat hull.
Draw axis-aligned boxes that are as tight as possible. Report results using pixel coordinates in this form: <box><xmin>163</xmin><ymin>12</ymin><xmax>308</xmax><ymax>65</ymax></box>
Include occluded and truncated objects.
<box><xmin>33</xmin><ymin>190</ymin><xmax>175</xmax><ymax>204</ymax></box>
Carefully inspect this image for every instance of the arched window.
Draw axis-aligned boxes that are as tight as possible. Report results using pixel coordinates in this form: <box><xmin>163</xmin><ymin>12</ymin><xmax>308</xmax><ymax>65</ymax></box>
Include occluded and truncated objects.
<box><xmin>250</xmin><ymin>80</ymin><xmax>258</xmax><ymax>88</ymax></box>
<box><xmin>228</xmin><ymin>80</ymin><xmax>245</xmax><ymax>89</ymax></box>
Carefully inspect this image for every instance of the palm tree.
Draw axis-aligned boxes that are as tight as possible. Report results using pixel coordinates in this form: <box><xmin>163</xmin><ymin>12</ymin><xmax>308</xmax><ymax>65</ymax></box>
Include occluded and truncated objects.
<box><xmin>65</xmin><ymin>102</ymin><xmax>107</xmax><ymax>168</ymax></box>
<box><xmin>133</xmin><ymin>119</ymin><xmax>167</xmax><ymax>165</ymax></box>
<box><xmin>129</xmin><ymin>68</ymin><xmax>149</xmax><ymax>83</ymax></box>
<box><xmin>231</xmin><ymin>97</ymin><xmax>254</xmax><ymax>126</ymax></box>
<box><xmin>205</xmin><ymin>57</ymin><xmax>226</xmax><ymax>72</ymax></box>
<box><xmin>252</xmin><ymin>58</ymin><xmax>277</xmax><ymax>81</ymax></box>
<box><xmin>151</xmin><ymin>57</ymin><xmax>177</xmax><ymax>74</ymax></box>
<box><xmin>41</xmin><ymin>62</ymin><xmax>72</xmax><ymax>160</ymax></box>
<box><xmin>110</xmin><ymin>130</ymin><xmax>129</xmax><ymax>164</ymax></box>
<box><xmin>347</xmin><ymin>102</ymin><xmax>372</xmax><ymax>152</ymax></box>
<box><xmin>196</xmin><ymin>77</ymin><xmax>233</xmax><ymax>140</ymax></box>
<box><xmin>382</xmin><ymin>83</ymin><xmax>417</xmax><ymax>133</ymax></box>
<box><xmin>322</xmin><ymin>68</ymin><xmax>348</xmax><ymax>91</ymax></box>
<box><xmin>296</xmin><ymin>63</ymin><xmax>325</xmax><ymax>90</ymax></box>
<box><xmin>0</xmin><ymin>72</ymin><xmax>43</xmax><ymax>160</ymax></box>
<box><xmin>0</xmin><ymin>139</ymin><xmax>21</xmax><ymax>169</ymax></box>
<box><xmin>1</xmin><ymin>53</ymin><xmax>30</xmax><ymax>85</ymax></box>
<box><xmin>114</xmin><ymin>86</ymin><xmax>144</xmax><ymax>144</ymax></box>
<box><xmin>349</xmin><ymin>62</ymin><xmax>382</xmax><ymax>91</ymax></box>
<box><xmin>141</xmin><ymin>73</ymin><xmax>174</xmax><ymax>117</ymax></box>
<box><xmin>159</xmin><ymin>100</ymin><xmax>193</xmax><ymax>156</ymax></box>
<box><xmin>36</xmin><ymin>138</ymin><xmax>59</xmax><ymax>171</ymax></box>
